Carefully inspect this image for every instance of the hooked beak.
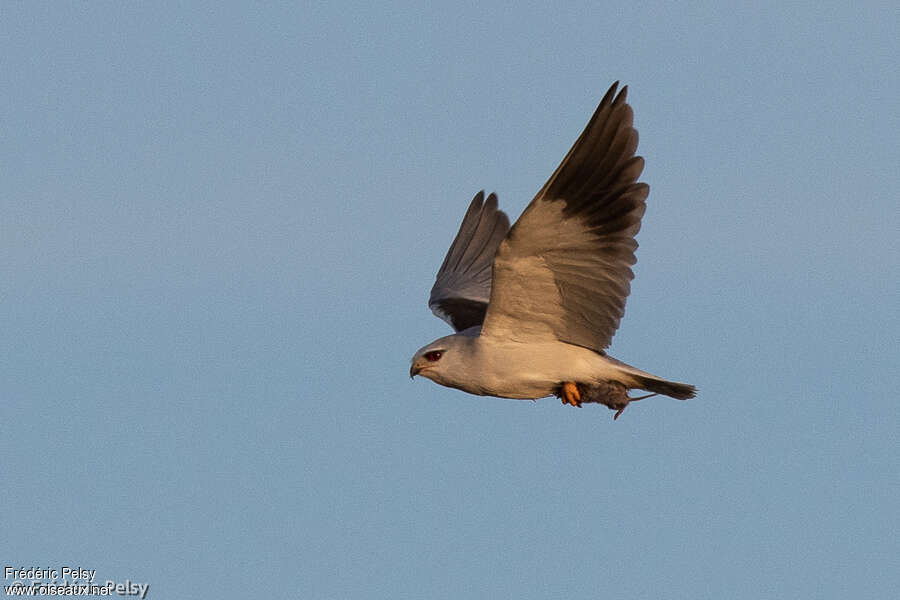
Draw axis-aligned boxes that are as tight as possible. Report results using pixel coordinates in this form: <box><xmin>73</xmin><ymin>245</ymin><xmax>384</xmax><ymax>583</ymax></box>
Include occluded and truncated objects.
<box><xmin>410</xmin><ymin>363</ymin><xmax>420</xmax><ymax>379</ymax></box>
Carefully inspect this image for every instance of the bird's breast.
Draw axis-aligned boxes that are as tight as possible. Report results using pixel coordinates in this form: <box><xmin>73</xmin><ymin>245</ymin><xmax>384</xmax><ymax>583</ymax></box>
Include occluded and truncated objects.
<box><xmin>463</xmin><ymin>337</ymin><xmax>587</xmax><ymax>399</ymax></box>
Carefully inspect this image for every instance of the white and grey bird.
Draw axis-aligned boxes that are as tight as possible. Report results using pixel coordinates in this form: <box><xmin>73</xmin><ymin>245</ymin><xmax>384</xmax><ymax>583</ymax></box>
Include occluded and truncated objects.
<box><xmin>410</xmin><ymin>82</ymin><xmax>695</xmax><ymax>419</ymax></box>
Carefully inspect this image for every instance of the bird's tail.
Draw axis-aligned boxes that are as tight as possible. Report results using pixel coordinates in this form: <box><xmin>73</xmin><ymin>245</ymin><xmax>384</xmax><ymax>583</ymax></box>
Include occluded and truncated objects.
<box><xmin>628</xmin><ymin>374</ymin><xmax>696</xmax><ymax>400</ymax></box>
<box><xmin>602</xmin><ymin>355</ymin><xmax>696</xmax><ymax>400</ymax></box>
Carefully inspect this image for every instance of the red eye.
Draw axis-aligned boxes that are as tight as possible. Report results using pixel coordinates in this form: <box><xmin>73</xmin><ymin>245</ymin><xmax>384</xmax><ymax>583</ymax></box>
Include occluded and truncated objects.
<box><xmin>425</xmin><ymin>351</ymin><xmax>443</xmax><ymax>362</ymax></box>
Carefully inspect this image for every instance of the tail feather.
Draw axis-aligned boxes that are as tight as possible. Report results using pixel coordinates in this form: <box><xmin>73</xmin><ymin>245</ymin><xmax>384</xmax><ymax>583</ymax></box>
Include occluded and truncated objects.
<box><xmin>599</xmin><ymin>355</ymin><xmax>696</xmax><ymax>400</ymax></box>
<box><xmin>630</xmin><ymin>374</ymin><xmax>696</xmax><ymax>400</ymax></box>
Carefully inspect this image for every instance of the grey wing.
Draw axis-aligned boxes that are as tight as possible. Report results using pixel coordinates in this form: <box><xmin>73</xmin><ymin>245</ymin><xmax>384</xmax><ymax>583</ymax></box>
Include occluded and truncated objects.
<box><xmin>429</xmin><ymin>191</ymin><xmax>510</xmax><ymax>331</ymax></box>
<box><xmin>482</xmin><ymin>82</ymin><xmax>648</xmax><ymax>351</ymax></box>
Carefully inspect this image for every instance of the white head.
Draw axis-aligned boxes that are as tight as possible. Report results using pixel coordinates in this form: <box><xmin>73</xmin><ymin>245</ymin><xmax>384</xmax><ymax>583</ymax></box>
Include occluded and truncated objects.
<box><xmin>409</xmin><ymin>333</ymin><xmax>473</xmax><ymax>389</ymax></box>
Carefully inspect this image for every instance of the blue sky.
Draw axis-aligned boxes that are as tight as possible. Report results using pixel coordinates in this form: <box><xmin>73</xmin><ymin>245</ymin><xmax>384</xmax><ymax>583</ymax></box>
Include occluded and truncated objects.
<box><xmin>2</xmin><ymin>2</ymin><xmax>898</xmax><ymax>598</ymax></box>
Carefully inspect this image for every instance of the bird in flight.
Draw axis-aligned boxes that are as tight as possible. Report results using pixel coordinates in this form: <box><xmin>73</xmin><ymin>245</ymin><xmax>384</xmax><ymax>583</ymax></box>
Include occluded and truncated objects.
<box><xmin>410</xmin><ymin>82</ymin><xmax>695</xmax><ymax>419</ymax></box>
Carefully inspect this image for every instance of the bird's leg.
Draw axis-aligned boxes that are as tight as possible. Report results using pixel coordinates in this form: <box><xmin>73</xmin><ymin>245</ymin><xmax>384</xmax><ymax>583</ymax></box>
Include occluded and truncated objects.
<box><xmin>561</xmin><ymin>381</ymin><xmax>582</xmax><ymax>407</ymax></box>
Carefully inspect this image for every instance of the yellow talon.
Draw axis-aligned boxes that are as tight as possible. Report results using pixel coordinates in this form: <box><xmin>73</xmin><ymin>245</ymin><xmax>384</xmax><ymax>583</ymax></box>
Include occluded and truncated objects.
<box><xmin>562</xmin><ymin>381</ymin><xmax>581</xmax><ymax>407</ymax></box>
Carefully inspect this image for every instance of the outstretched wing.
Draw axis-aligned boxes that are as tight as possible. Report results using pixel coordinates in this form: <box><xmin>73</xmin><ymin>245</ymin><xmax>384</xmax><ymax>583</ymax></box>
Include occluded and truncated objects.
<box><xmin>429</xmin><ymin>191</ymin><xmax>510</xmax><ymax>331</ymax></box>
<box><xmin>481</xmin><ymin>82</ymin><xmax>648</xmax><ymax>351</ymax></box>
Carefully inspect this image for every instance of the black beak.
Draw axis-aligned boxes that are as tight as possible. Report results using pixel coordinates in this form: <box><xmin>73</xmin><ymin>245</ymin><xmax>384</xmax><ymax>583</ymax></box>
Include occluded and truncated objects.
<box><xmin>410</xmin><ymin>364</ymin><xmax>420</xmax><ymax>379</ymax></box>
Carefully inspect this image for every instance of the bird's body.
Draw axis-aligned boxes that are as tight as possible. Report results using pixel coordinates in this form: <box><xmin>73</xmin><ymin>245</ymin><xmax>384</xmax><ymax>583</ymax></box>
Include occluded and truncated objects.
<box><xmin>416</xmin><ymin>328</ymin><xmax>658</xmax><ymax>400</ymax></box>
<box><xmin>410</xmin><ymin>82</ymin><xmax>695</xmax><ymax>418</ymax></box>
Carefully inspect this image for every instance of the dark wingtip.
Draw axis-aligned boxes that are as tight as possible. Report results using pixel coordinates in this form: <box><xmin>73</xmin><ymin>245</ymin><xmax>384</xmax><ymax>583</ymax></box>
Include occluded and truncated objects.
<box><xmin>600</xmin><ymin>81</ymin><xmax>619</xmax><ymax>107</ymax></box>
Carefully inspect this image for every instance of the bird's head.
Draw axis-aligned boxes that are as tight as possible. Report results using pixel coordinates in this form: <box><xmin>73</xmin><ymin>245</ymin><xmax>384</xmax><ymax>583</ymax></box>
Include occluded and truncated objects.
<box><xmin>409</xmin><ymin>334</ymin><xmax>470</xmax><ymax>385</ymax></box>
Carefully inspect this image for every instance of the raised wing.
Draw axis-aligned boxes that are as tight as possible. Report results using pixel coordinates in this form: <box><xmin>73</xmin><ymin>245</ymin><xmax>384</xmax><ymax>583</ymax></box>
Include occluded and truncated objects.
<box><xmin>429</xmin><ymin>191</ymin><xmax>510</xmax><ymax>331</ymax></box>
<box><xmin>481</xmin><ymin>82</ymin><xmax>648</xmax><ymax>351</ymax></box>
